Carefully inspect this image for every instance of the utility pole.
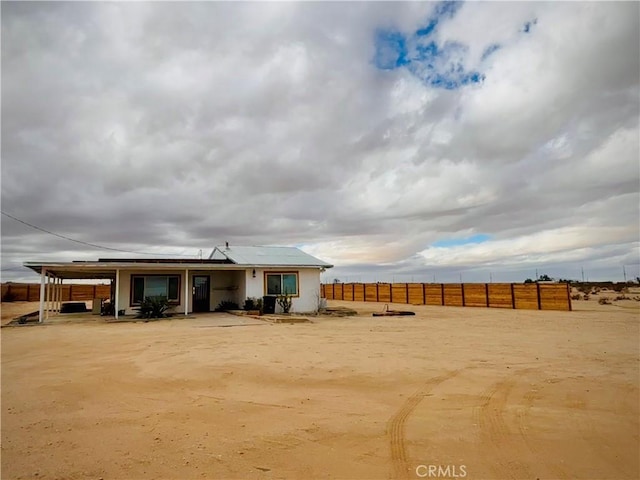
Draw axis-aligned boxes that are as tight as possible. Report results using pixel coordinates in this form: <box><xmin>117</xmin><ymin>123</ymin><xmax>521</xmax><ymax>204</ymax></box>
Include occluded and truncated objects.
<box><xmin>489</xmin><ymin>273</ymin><xmax>493</xmax><ymax>283</ymax></box>
<box><xmin>535</xmin><ymin>269</ymin><xmax>538</xmax><ymax>280</ymax></box>
<box><xmin>459</xmin><ymin>273</ymin><xmax>463</xmax><ymax>283</ymax></box>
<box><xmin>623</xmin><ymin>265</ymin><xmax>627</xmax><ymax>283</ymax></box>
<box><xmin>581</xmin><ymin>267</ymin><xmax>585</xmax><ymax>283</ymax></box>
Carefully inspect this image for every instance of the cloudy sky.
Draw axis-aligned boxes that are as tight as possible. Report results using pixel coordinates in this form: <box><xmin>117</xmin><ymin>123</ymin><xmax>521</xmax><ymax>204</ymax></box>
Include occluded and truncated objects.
<box><xmin>2</xmin><ymin>1</ymin><xmax>639</xmax><ymax>284</ymax></box>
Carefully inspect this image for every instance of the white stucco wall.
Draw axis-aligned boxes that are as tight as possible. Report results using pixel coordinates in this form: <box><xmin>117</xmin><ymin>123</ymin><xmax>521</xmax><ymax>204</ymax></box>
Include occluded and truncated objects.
<box><xmin>291</xmin><ymin>268</ymin><xmax>322</xmax><ymax>312</ymax></box>
<box><xmin>209</xmin><ymin>270</ymin><xmax>244</xmax><ymax>310</ymax></box>
<box><xmin>116</xmin><ymin>269</ymin><xmax>190</xmax><ymax>316</ymax></box>
<box><xmin>243</xmin><ymin>268</ymin><xmax>321</xmax><ymax>313</ymax></box>
<box><xmin>114</xmin><ymin>267</ymin><xmax>321</xmax><ymax>315</ymax></box>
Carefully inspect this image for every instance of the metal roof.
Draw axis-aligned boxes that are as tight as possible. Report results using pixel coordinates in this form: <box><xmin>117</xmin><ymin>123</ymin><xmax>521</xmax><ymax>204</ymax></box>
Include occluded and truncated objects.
<box><xmin>22</xmin><ymin>246</ymin><xmax>332</xmax><ymax>279</ymax></box>
<box><xmin>209</xmin><ymin>245</ymin><xmax>333</xmax><ymax>268</ymax></box>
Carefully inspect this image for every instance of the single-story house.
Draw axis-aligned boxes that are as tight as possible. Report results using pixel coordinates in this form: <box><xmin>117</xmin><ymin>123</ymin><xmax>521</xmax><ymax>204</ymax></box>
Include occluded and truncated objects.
<box><xmin>24</xmin><ymin>245</ymin><xmax>333</xmax><ymax>322</ymax></box>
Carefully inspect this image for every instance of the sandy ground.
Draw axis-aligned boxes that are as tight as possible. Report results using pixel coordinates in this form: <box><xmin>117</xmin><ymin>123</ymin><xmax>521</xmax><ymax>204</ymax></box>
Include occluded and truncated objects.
<box><xmin>1</xmin><ymin>298</ymin><xmax>639</xmax><ymax>480</ymax></box>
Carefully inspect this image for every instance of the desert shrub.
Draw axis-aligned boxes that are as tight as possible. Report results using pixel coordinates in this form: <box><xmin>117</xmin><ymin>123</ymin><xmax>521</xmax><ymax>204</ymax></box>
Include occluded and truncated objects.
<box><xmin>571</xmin><ymin>294</ymin><xmax>581</xmax><ymax>300</ymax></box>
<box><xmin>583</xmin><ymin>294</ymin><xmax>590</xmax><ymax>301</ymax></box>
<box><xmin>614</xmin><ymin>295</ymin><xmax>629</xmax><ymax>301</ymax></box>
<box><xmin>578</xmin><ymin>285</ymin><xmax>591</xmax><ymax>294</ymax></box>
<box><xmin>135</xmin><ymin>296</ymin><xmax>170</xmax><ymax>319</ymax></box>
<box><xmin>277</xmin><ymin>293</ymin><xmax>292</xmax><ymax>314</ymax></box>
<box><xmin>243</xmin><ymin>297</ymin><xmax>257</xmax><ymax>310</ymax></box>
<box><xmin>598</xmin><ymin>297</ymin><xmax>611</xmax><ymax>305</ymax></box>
<box><xmin>243</xmin><ymin>297</ymin><xmax>263</xmax><ymax>312</ymax></box>
<box><xmin>215</xmin><ymin>300</ymin><xmax>239</xmax><ymax>312</ymax></box>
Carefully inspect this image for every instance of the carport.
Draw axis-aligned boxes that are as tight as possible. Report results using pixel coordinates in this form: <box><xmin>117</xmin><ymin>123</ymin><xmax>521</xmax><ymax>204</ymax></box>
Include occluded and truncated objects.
<box><xmin>22</xmin><ymin>261</ymin><xmax>225</xmax><ymax>322</ymax></box>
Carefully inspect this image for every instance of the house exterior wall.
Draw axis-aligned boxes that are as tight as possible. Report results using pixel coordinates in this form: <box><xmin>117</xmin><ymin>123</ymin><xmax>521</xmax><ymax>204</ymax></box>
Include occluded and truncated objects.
<box><xmin>244</xmin><ymin>268</ymin><xmax>321</xmax><ymax>313</ymax></box>
<box><xmin>209</xmin><ymin>270</ymin><xmax>244</xmax><ymax>310</ymax></box>
<box><xmin>114</xmin><ymin>267</ymin><xmax>321</xmax><ymax>315</ymax></box>
<box><xmin>290</xmin><ymin>268</ymin><xmax>321</xmax><ymax>312</ymax></box>
<box><xmin>116</xmin><ymin>269</ymin><xmax>191</xmax><ymax>316</ymax></box>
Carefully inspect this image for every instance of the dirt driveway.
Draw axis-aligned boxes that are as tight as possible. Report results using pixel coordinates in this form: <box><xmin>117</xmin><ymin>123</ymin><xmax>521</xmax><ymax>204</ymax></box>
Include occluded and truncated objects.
<box><xmin>2</xmin><ymin>300</ymin><xmax>638</xmax><ymax>479</ymax></box>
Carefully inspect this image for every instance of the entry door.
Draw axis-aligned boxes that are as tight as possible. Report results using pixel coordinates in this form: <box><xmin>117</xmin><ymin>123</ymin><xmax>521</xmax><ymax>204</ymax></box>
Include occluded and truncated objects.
<box><xmin>192</xmin><ymin>276</ymin><xmax>210</xmax><ymax>313</ymax></box>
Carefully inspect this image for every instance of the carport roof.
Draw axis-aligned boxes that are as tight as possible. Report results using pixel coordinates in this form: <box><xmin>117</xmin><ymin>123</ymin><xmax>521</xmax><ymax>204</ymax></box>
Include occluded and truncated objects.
<box><xmin>22</xmin><ymin>260</ymin><xmax>246</xmax><ymax>280</ymax></box>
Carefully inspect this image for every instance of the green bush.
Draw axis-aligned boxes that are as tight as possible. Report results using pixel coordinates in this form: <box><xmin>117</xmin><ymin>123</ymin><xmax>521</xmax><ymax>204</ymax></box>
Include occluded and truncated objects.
<box><xmin>243</xmin><ymin>297</ymin><xmax>264</xmax><ymax>313</ymax></box>
<box><xmin>135</xmin><ymin>296</ymin><xmax>170</xmax><ymax>319</ymax></box>
<box><xmin>243</xmin><ymin>297</ymin><xmax>257</xmax><ymax>310</ymax></box>
<box><xmin>215</xmin><ymin>300</ymin><xmax>239</xmax><ymax>312</ymax></box>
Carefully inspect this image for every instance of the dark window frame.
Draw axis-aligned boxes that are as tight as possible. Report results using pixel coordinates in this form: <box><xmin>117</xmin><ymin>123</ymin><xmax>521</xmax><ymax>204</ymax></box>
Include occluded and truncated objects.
<box><xmin>130</xmin><ymin>274</ymin><xmax>181</xmax><ymax>306</ymax></box>
<box><xmin>264</xmin><ymin>271</ymin><xmax>299</xmax><ymax>297</ymax></box>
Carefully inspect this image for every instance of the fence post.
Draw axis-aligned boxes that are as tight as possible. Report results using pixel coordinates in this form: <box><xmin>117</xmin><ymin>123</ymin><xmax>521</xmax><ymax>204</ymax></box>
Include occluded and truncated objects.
<box><xmin>567</xmin><ymin>283</ymin><xmax>572</xmax><ymax>311</ymax></box>
<box><xmin>536</xmin><ymin>283</ymin><xmax>542</xmax><ymax>310</ymax></box>
<box><xmin>461</xmin><ymin>283</ymin><xmax>466</xmax><ymax>307</ymax></box>
<box><xmin>376</xmin><ymin>283</ymin><xmax>379</xmax><ymax>302</ymax></box>
<box><xmin>405</xmin><ymin>283</ymin><xmax>409</xmax><ymax>304</ymax></box>
<box><xmin>93</xmin><ymin>285</ymin><xmax>97</xmax><ymax>299</ymax></box>
<box><xmin>440</xmin><ymin>284</ymin><xmax>444</xmax><ymax>305</ymax></box>
<box><xmin>69</xmin><ymin>284</ymin><xmax>73</xmax><ymax>301</ymax></box>
<box><xmin>352</xmin><ymin>284</ymin><xmax>355</xmax><ymax>301</ymax></box>
<box><xmin>485</xmin><ymin>283</ymin><xmax>489</xmax><ymax>307</ymax></box>
<box><xmin>510</xmin><ymin>283</ymin><xmax>516</xmax><ymax>309</ymax></box>
<box><xmin>422</xmin><ymin>283</ymin><xmax>426</xmax><ymax>305</ymax></box>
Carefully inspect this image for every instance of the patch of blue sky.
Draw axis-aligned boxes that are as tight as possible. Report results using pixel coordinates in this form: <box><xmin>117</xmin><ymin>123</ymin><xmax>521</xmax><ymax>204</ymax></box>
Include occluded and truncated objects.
<box><xmin>373</xmin><ymin>1</ymin><xmax>483</xmax><ymax>89</ymax></box>
<box><xmin>432</xmin><ymin>234</ymin><xmax>492</xmax><ymax>248</ymax></box>
<box><xmin>481</xmin><ymin>43</ymin><xmax>501</xmax><ymax>61</ymax></box>
<box><xmin>373</xmin><ymin>30</ymin><xmax>408</xmax><ymax>70</ymax></box>
<box><xmin>415</xmin><ymin>1</ymin><xmax>462</xmax><ymax>36</ymax></box>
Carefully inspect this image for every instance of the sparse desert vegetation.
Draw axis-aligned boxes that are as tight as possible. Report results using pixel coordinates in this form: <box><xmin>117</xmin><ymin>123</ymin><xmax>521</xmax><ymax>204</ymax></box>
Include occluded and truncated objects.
<box><xmin>2</xmin><ymin>299</ymin><xmax>638</xmax><ymax>479</ymax></box>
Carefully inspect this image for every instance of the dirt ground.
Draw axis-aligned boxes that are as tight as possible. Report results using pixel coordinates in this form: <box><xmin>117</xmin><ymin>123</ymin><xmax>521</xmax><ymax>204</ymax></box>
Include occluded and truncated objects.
<box><xmin>1</xmin><ymin>298</ymin><xmax>638</xmax><ymax>480</ymax></box>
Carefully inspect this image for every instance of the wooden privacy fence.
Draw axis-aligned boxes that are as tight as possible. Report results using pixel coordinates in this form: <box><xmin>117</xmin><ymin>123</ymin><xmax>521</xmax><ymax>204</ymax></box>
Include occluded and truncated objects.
<box><xmin>1</xmin><ymin>283</ymin><xmax>111</xmax><ymax>302</ymax></box>
<box><xmin>322</xmin><ymin>282</ymin><xmax>572</xmax><ymax>311</ymax></box>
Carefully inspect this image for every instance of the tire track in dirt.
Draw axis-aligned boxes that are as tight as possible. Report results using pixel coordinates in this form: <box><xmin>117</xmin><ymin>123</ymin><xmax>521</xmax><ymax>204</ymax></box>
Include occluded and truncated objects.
<box><xmin>387</xmin><ymin>370</ymin><xmax>460</xmax><ymax>479</ymax></box>
<box><xmin>570</xmin><ymin>403</ymin><xmax>633</xmax><ymax>478</ymax></box>
<box><xmin>514</xmin><ymin>388</ymin><xmax>569</xmax><ymax>479</ymax></box>
<box><xmin>473</xmin><ymin>371</ymin><xmax>535</xmax><ymax>480</ymax></box>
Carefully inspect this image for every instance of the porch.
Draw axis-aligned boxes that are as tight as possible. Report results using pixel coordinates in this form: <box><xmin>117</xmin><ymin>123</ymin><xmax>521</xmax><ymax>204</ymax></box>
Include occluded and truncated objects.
<box><xmin>22</xmin><ymin>261</ymin><xmax>251</xmax><ymax>323</ymax></box>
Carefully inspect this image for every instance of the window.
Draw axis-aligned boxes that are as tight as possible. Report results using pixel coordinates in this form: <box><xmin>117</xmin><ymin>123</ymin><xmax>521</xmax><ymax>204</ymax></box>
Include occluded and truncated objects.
<box><xmin>131</xmin><ymin>275</ymin><xmax>180</xmax><ymax>304</ymax></box>
<box><xmin>265</xmin><ymin>272</ymin><xmax>298</xmax><ymax>296</ymax></box>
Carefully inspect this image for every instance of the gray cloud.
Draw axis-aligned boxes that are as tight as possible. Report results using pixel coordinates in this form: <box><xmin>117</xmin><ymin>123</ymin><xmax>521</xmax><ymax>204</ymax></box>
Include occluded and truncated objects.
<box><xmin>2</xmin><ymin>1</ymin><xmax>639</xmax><ymax>283</ymax></box>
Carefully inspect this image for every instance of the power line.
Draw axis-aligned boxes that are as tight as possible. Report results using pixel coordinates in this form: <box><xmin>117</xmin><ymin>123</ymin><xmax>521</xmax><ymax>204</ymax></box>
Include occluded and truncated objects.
<box><xmin>1</xmin><ymin>210</ymin><xmax>197</xmax><ymax>257</ymax></box>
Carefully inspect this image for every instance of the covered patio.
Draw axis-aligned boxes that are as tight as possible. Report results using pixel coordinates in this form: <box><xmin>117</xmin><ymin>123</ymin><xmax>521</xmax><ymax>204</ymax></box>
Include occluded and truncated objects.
<box><xmin>23</xmin><ymin>260</ymin><xmax>240</xmax><ymax>323</ymax></box>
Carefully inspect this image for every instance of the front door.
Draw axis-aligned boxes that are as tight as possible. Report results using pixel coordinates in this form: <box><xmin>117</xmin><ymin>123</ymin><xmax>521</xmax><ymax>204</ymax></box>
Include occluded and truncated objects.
<box><xmin>192</xmin><ymin>276</ymin><xmax>210</xmax><ymax>313</ymax></box>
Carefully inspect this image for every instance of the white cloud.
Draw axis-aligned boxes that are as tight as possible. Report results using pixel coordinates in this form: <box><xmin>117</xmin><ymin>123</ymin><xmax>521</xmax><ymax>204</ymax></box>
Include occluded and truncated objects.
<box><xmin>2</xmin><ymin>1</ymin><xmax>638</xmax><ymax>283</ymax></box>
